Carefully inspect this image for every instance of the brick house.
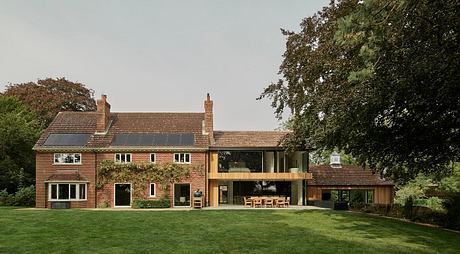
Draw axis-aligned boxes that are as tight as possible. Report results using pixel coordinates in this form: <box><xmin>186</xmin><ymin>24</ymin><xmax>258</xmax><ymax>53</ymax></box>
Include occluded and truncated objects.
<box><xmin>34</xmin><ymin>94</ymin><xmax>393</xmax><ymax>208</ymax></box>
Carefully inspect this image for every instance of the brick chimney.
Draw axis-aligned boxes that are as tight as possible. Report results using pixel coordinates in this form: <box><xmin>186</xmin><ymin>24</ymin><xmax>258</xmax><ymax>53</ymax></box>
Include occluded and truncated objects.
<box><xmin>96</xmin><ymin>94</ymin><xmax>111</xmax><ymax>134</ymax></box>
<box><xmin>204</xmin><ymin>93</ymin><xmax>214</xmax><ymax>144</ymax></box>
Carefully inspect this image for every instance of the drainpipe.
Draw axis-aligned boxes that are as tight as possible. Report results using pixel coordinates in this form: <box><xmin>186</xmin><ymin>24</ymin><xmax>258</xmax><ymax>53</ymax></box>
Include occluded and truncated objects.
<box><xmin>302</xmin><ymin>151</ymin><xmax>309</xmax><ymax>206</ymax></box>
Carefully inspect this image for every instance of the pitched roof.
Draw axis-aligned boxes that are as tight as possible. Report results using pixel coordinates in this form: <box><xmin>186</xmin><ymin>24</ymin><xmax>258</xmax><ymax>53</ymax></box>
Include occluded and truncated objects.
<box><xmin>35</xmin><ymin>111</ymin><xmax>208</xmax><ymax>149</ymax></box>
<box><xmin>212</xmin><ymin>131</ymin><xmax>288</xmax><ymax>148</ymax></box>
<box><xmin>308</xmin><ymin>164</ymin><xmax>393</xmax><ymax>186</ymax></box>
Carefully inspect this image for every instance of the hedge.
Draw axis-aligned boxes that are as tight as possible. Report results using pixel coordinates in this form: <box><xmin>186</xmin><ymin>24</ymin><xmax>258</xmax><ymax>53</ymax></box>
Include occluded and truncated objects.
<box><xmin>132</xmin><ymin>199</ymin><xmax>171</xmax><ymax>208</ymax></box>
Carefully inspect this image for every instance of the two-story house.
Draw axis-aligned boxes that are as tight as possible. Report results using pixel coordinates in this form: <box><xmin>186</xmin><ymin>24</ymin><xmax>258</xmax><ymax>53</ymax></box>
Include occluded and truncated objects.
<box><xmin>34</xmin><ymin>94</ymin><xmax>392</xmax><ymax>208</ymax></box>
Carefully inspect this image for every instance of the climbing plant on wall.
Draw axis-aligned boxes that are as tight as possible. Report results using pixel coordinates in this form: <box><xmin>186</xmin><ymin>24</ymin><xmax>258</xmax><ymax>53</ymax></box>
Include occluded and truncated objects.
<box><xmin>97</xmin><ymin>160</ymin><xmax>204</xmax><ymax>200</ymax></box>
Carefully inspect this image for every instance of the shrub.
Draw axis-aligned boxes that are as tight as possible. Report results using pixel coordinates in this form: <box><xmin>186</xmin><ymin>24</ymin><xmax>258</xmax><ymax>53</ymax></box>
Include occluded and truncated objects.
<box><xmin>403</xmin><ymin>196</ymin><xmax>414</xmax><ymax>219</ymax></box>
<box><xmin>98</xmin><ymin>201</ymin><xmax>110</xmax><ymax>208</ymax></box>
<box><xmin>443</xmin><ymin>192</ymin><xmax>460</xmax><ymax>230</ymax></box>
<box><xmin>412</xmin><ymin>210</ymin><xmax>447</xmax><ymax>226</ymax></box>
<box><xmin>132</xmin><ymin>199</ymin><xmax>171</xmax><ymax>209</ymax></box>
<box><xmin>0</xmin><ymin>189</ymin><xmax>13</xmax><ymax>206</ymax></box>
<box><xmin>349</xmin><ymin>202</ymin><xmax>366</xmax><ymax>211</ymax></box>
<box><xmin>12</xmin><ymin>185</ymin><xmax>35</xmax><ymax>207</ymax></box>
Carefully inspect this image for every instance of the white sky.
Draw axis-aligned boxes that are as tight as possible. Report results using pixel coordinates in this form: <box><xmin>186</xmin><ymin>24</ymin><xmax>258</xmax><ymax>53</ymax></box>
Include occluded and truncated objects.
<box><xmin>0</xmin><ymin>0</ymin><xmax>328</xmax><ymax>130</ymax></box>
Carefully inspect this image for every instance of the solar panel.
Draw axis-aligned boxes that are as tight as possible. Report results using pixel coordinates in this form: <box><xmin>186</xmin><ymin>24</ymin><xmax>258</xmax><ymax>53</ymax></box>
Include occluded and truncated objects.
<box><xmin>153</xmin><ymin>134</ymin><xmax>167</xmax><ymax>146</ymax></box>
<box><xmin>180</xmin><ymin>133</ymin><xmax>195</xmax><ymax>146</ymax></box>
<box><xmin>44</xmin><ymin>134</ymin><xmax>91</xmax><ymax>146</ymax></box>
<box><xmin>167</xmin><ymin>134</ymin><xmax>181</xmax><ymax>145</ymax></box>
<box><xmin>111</xmin><ymin>133</ymin><xmax>195</xmax><ymax>146</ymax></box>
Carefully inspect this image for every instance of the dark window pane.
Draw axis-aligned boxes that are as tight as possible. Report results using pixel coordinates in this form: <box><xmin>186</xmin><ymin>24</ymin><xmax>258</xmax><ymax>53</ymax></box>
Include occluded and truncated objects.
<box><xmin>350</xmin><ymin>190</ymin><xmax>365</xmax><ymax>203</ymax></box>
<box><xmin>218</xmin><ymin>151</ymin><xmax>262</xmax><ymax>172</ymax></box>
<box><xmin>74</xmin><ymin>154</ymin><xmax>81</xmax><ymax>163</ymax></box>
<box><xmin>58</xmin><ymin>184</ymin><xmax>69</xmax><ymax>199</ymax></box>
<box><xmin>150</xmin><ymin>184</ymin><xmax>155</xmax><ymax>196</ymax></box>
<box><xmin>70</xmin><ymin>184</ymin><xmax>77</xmax><ymax>199</ymax></box>
<box><xmin>51</xmin><ymin>184</ymin><xmax>57</xmax><ymax>199</ymax></box>
<box><xmin>185</xmin><ymin>153</ymin><xmax>190</xmax><ymax>163</ymax></box>
<box><xmin>322</xmin><ymin>190</ymin><xmax>331</xmax><ymax>201</ymax></box>
<box><xmin>150</xmin><ymin>154</ymin><xmax>155</xmax><ymax>163</ymax></box>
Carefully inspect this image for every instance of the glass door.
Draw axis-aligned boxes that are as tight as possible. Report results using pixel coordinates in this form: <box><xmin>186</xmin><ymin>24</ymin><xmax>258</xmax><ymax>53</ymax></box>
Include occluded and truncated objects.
<box><xmin>174</xmin><ymin>183</ymin><xmax>191</xmax><ymax>207</ymax></box>
<box><xmin>114</xmin><ymin>183</ymin><xmax>131</xmax><ymax>207</ymax></box>
<box><xmin>219</xmin><ymin>185</ymin><xmax>228</xmax><ymax>204</ymax></box>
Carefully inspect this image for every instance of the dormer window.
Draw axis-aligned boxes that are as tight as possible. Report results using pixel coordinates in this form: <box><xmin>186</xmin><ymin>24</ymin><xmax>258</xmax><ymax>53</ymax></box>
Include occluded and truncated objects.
<box><xmin>330</xmin><ymin>151</ymin><xmax>341</xmax><ymax>168</ymax></box>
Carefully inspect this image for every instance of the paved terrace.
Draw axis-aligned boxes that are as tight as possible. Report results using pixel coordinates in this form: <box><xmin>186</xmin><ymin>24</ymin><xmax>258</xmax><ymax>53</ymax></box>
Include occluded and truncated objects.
<box><xmin>19</xmin><ymin>205</ymin><xmax>328</xmax><ymax>211</ymax></box>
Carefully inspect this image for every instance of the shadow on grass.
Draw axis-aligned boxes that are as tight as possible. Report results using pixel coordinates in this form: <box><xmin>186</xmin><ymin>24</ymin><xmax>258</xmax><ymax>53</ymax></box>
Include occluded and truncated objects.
<box><xmin>291</xmin><ymin>210</ymin><xmax>460</xmax><ymax>254</ymax></box>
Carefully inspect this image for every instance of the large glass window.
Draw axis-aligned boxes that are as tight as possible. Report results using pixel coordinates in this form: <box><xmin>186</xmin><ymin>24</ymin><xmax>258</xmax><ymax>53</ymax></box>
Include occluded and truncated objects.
<box><xmin>53</xmin><ymin>153</ymin><xmax>81</xmax><ymax>164</ymax></box>
<box><xmin>330</xmin><ymin>189</ymin><xmax>374</xmax><ymax>204</ymax></box>
<box><xmin>49</xmin><ymin>183</ymin><xmax>87</xmax><ymax>201</ymax></box>
<box><xmin>232</xmin><ymin>181</ymin><xmax>291</xmax><ymax>204</ymax></box>
<box><xmin>218</xmin><ymin>151</ymin><xmax>262</xmax><ymax>172</ymax></box>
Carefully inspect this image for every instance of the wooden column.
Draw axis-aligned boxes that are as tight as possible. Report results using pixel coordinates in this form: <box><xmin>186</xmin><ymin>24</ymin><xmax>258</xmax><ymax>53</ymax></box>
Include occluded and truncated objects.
<box><xmin>209</xmin><ymin>180</ymin><xmax>219</xmax><ymax>207</ymax></box>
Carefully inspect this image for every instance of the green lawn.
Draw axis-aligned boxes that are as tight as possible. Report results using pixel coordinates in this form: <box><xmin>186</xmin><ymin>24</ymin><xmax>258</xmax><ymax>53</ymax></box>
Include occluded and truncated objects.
<box><xmin>0</xmin><ymin>207</ymin><xmax>459</xmax><ymax>254</ymax></box>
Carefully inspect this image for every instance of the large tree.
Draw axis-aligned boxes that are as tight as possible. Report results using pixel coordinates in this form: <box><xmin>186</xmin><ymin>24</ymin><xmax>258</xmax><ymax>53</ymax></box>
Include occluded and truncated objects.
<box><xmin>4</xmin><ymin>78</ymin><xmax>96</xmax><ymax>126</ymax></box>
<box><xmin>260</xmin><ymin>0</ymin><xmax>460</xmax><ymax>180</ymax></box>
<box><xmin>0</xmin><ymin>96</ymin><xmax>41</xmax><ymax>192</ymax></box>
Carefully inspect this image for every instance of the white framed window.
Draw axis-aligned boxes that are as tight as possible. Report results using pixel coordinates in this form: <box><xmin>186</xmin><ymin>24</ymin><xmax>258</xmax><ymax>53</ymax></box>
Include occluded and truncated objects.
<box><xmin>149</xmin><ymin>183</ymin><xmax>156</xmax><ymax>197</ymax></box>
<box><xmin>150</xmin><ymin>153</ymin><xmax>156</xmax><ymax>163</ymax></box>
<box><xmin>173</xmin><ymin>153</ymin><xmax>191</xmax><ymax>164</ymax></box>
<box><xmin>115</xmin><ymin>153</ymin><xmax>131</xmax><ymax>163</ymax></box>
<box><xmin>53</xmin><ymin>153</ymin><xmax>82</xmax><ymax>164</ymax></box>
<box><xmin>49</xmin><ymin>183</ymin><xmax>87</xmax><ymax>201</ymax></box>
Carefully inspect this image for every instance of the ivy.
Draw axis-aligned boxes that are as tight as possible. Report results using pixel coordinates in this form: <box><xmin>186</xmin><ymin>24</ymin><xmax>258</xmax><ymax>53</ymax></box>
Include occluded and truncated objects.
<box><xmin>97</xmin><ymin>160</ymin><xmax>204</xmax><ymax>200</ymax></box>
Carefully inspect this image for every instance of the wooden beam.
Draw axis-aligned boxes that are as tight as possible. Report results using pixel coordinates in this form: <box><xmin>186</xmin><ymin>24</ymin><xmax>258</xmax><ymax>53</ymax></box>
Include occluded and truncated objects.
<box><xmin>208</xmin><ymin>172</ymin><xmax>312</xmax><ymax>180</ymax></box>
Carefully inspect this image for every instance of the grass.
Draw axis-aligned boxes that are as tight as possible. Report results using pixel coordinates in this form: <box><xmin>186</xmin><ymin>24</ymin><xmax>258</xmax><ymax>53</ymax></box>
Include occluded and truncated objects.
<box><xmin>0</xmin><ymin>207</ymin><xmax>459</xmax><ymax>254</ymax></box>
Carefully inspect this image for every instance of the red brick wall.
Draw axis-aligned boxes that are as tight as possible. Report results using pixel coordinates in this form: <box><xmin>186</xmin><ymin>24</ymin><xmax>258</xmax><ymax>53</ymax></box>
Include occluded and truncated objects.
<box><xmin>95</xmin><ymin>152</ymin><xmax>207</xmax><ymax>208</ymax></box>
<box><xmin>36</xmin><ymin>151</ymin><xmax>207</xmax><ymax>208</ymax></box>
<box><xmin>35</xmin><ymin>152</ymin><xmax>97</xmax><ymax>208</ymax></box>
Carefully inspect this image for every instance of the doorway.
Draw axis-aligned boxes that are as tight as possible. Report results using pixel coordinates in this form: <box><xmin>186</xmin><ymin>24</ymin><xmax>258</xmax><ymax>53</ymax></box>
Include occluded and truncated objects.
<box><xmin>174</xmin><ymin>183</ymin><xmax>191</xmax><ymax>207</ymax></box>
<box><xmin>114</xmin><ymin>183</ymin><xmax>131</xmax><ymax>207</ymax></box>
<box><xmin>219</xmin><ymin>185</ymin><xmax>228</xmax><ymax>204</ymax></box>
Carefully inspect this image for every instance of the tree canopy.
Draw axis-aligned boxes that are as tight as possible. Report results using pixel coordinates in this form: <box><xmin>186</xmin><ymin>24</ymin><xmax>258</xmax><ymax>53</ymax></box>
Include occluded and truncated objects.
<box><xmin>0</xmin><ymin>96</ymin><xmax>41</xmax><ymax>192</ymax></box>
<box><xmin>259</xmin><ymin>0</ymin><xmax>460</xmax><ymax>180</ymax></box>
<box><xmin>4</xmin><ymin>78</ymin><xmax>96</xmax><ymax>126</ymax></box>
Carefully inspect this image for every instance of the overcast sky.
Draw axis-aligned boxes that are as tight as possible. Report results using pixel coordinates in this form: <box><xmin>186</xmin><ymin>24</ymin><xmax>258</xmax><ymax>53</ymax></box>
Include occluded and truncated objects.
<box><xmin>0</xmin><ymin>0</ymin><xmax>328</xmax><ymax>130</ymax></box>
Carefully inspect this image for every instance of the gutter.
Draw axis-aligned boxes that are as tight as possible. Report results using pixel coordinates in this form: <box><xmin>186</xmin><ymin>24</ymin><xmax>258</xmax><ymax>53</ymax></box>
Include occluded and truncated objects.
<box><xmin>34</xmin><ymin>146</ymin><xmax>209</xmax><ymax>153</ymax></box>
